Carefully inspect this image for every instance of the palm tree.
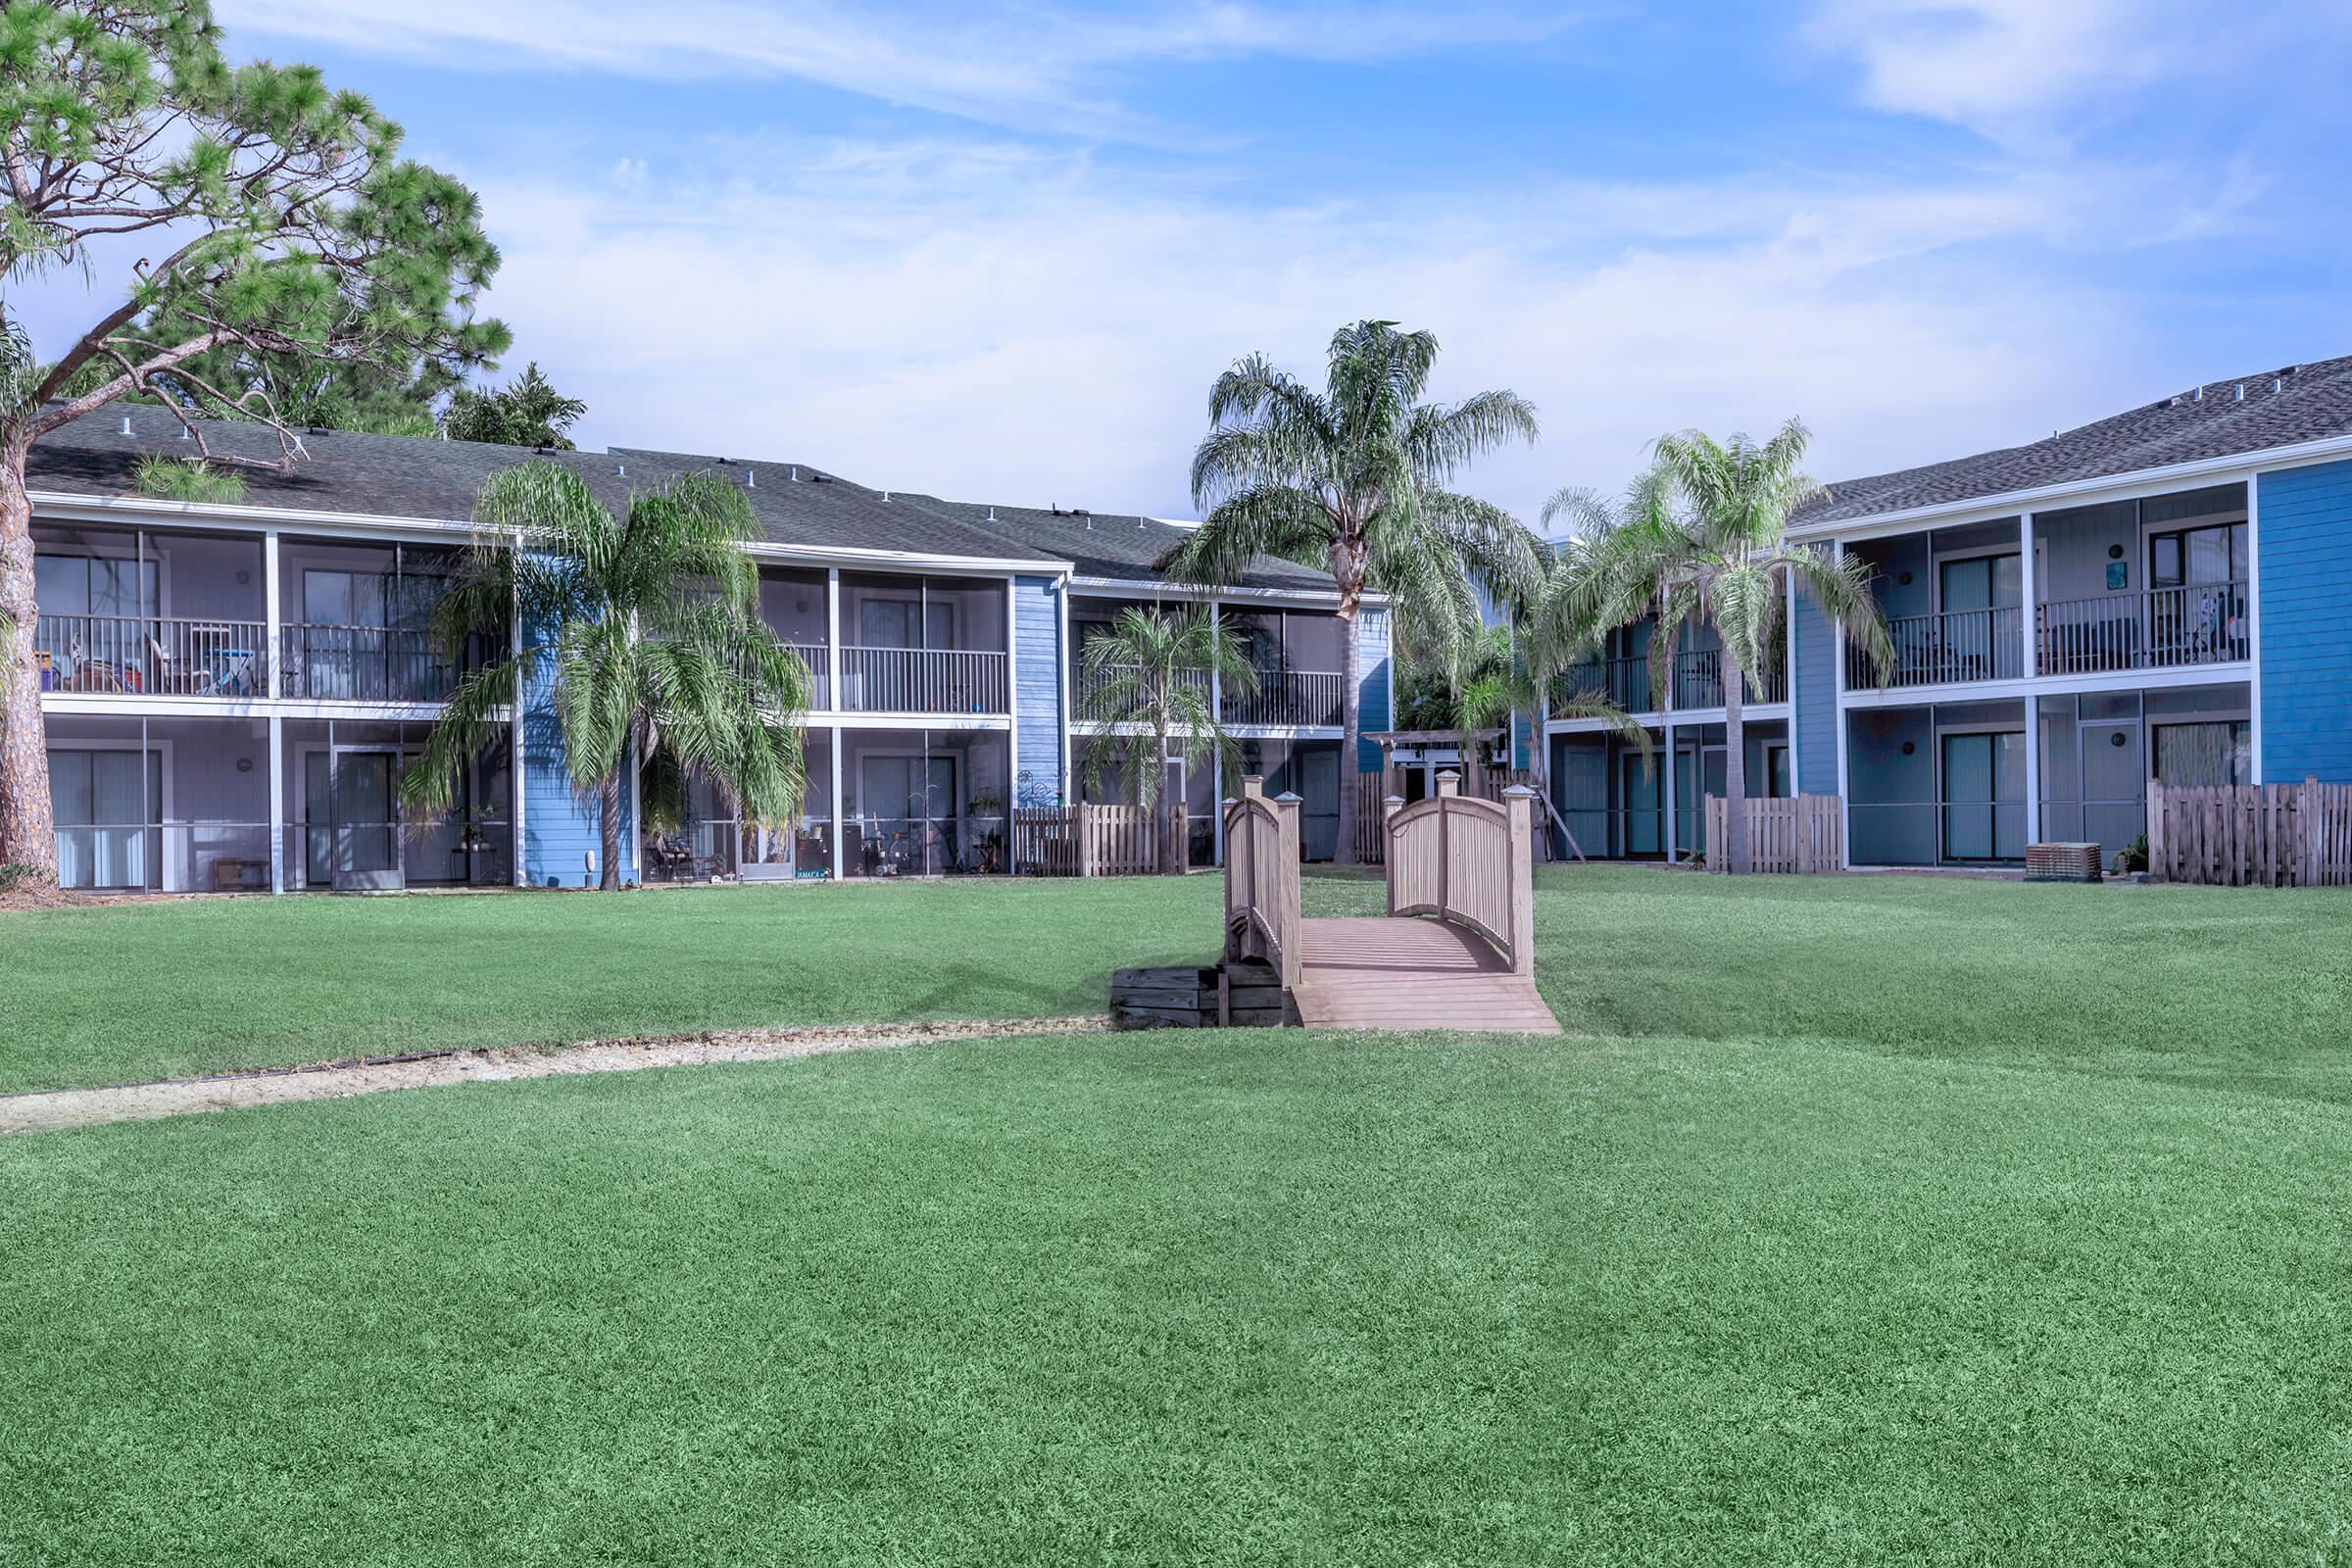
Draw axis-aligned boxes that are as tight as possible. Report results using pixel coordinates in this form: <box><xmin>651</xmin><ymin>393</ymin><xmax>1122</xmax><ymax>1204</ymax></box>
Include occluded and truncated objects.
<box><xmin>1075</xmin><ymin>607</ymin><xmax>1257</xmax><ymax>873</ymax></box>
<box><xmin>1164</xmin><ymin>319</ymin><xmax>1543</xmax><ymax>864</ymax></box>
<box><xmin>402</xmin><ymin>462</ymin><xmax>810</xmax><ymax>889</ymax></box>
<box><xmin>1540</xmin><ymin>418</ymin><xmax>1889</xmax><ymax>874</ymax></box>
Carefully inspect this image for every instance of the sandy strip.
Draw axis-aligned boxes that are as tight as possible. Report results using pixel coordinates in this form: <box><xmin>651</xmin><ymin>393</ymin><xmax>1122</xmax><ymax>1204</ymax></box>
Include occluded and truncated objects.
<box><xmin>1</xmin><ymin>1016</ymin><xmax>1108</xmax><ymax>1137</ymax></box>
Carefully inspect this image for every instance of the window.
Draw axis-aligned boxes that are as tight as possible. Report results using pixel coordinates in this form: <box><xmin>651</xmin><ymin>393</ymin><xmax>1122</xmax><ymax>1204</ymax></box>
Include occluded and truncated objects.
<box><xmin>1765</xmin><ymin>744</ymin><xmax>1792</xmax><ymax>799</ymax></box>
<box><xmin>2148</xmin><ymin>522</ymin><xmax>2246</xmax><ymax>589</ymax></box>
<box><xmin>2153</xmin><ymin>721</ymin><xmax>2250</xmax><ymax>788</ymax></box>
<box><xmin>1937</xmin><ymin>553</ymin><xmax>2022</xmax><ymax>613</ymax></box>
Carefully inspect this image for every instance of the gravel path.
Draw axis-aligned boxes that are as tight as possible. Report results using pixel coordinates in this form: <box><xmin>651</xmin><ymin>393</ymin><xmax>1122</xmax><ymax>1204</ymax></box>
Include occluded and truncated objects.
<box><xmin>0</xmin><ymin>1016</ymin><xmax>1108</xmax><ymax>1137</ymax></box>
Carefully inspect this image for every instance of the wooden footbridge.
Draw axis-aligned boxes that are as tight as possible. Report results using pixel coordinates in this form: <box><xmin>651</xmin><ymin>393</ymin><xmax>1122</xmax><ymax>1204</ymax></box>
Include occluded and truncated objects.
<box><xmin>1223</xmin><ymin>772</ymin><xmax>1559</xmax><ymax>1035</ymax></box>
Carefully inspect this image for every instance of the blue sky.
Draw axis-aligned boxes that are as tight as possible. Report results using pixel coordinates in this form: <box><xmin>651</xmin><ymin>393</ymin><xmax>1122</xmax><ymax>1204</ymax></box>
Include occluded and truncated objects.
<box><xmin>74</xmin><ymin>3</ymin><xmax>2352</xmax><ymax>522</ymax></box>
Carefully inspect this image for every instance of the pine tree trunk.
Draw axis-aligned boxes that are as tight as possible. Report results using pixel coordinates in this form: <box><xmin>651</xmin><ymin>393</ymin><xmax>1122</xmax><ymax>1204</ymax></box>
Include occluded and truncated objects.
<box><xmin>1723</xmin><ymin>660</ymin><xmax>1748</xmax><ymax>875</ymax></box>
<box><xmin>0</xmin><ymin>453</ymin><xmax>56</xmax><ymax>885</ymax></box>
<box><xmin>1334</xmin><ymin>609</ymin><xmax>1360</xmax><ymax>865</ymax></box>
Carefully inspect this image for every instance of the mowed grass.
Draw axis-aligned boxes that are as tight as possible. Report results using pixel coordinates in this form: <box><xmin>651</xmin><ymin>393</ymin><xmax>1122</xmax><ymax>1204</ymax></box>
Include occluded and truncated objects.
<box><xmin>0</xmin><ymin>877</ymin><xmax>1235</xmax><ymax>1094</ymax></box>
<box><xmin>9</xmin><ymin>1031</ymin><xmax>2352</xmax><ymax>1565</ymax></box>
<box><xmin>10</xmin><ymin>862</ymin><xmax>2350</xmax><ymax>1099</ymax></box>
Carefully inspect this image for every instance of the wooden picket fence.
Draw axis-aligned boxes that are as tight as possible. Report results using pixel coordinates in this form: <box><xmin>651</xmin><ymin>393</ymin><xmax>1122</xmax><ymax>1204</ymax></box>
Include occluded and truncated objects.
<box><xmin>2148</xmin><ymin>778</ymin><xmax>2352</xmax><ymax>888</ymax></box>
<box><xmin>1701</xmin><ymin>794</ymin><xmax>1843</xmax><ymax>874</ymax></box>
<box><xmin>1012</xmin><ymin>803</ymin><xmax>1188</xmax><ymax>876</ymax></box>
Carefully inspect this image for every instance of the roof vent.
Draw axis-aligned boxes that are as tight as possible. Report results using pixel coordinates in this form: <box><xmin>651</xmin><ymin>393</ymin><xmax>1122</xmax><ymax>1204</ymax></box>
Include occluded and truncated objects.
<box><xmin>746</xmin><ymin>467</ymin><xmax>756</xmax><ymax>488</ymax></box>
<box><xmin>119</xmin><ymin>415</ymin><xmax>133</xmax><ymax>436</ymax></box>
<box><xmin>881</xmin><ymin>490</ymin><xmax>891</xmax><ymax>502</ymax></box>
<box><xmin>615</xmin><ymin>461</ymin><xmax>626</xmax><ymax>477</ymax></box>
<box><xmin>178</xmin><ymin>423</ymin><xmax>192</xmax><ymax>440</ymax></box>
<box><xmin>2193</xmin><ymin>385</ymin><xmax>2204</xmax><ymax>402</ymax></box>
<box><xmin>788</xmin><ymin>465</ymin><xmax>799</xmax><ymax>481</ymax></box>
<box><xmin>2274</xmin><ymin>378</ymin><xmax>2282</xmax><ymax>394</ymax></box>
<box><xmin>2234</xmin><ymin>384</ymin><xmax>2244</xmax><ymax>402</ymax></box>
<box><xmin>986</xmin><ymin>505</ymin><xmax>997</xmax><ymax>522</ymax></box>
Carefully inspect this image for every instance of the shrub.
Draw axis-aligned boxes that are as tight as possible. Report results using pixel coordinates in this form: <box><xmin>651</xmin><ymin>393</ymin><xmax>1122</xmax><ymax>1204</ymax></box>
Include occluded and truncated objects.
<box><xmin>2114</xmin><ymin>833</ymin><xmax>2150</xmax><ymax>874</ymax></box>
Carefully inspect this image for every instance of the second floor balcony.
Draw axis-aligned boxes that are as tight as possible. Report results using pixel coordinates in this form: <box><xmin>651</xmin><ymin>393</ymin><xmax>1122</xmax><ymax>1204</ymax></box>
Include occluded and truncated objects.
<box><xmin>1224</xmin><ymin>667</ymin><xmax>1345</xmax><ymax>727</ymax></box>
<box><xmin>1551</xmin><ymin>647</ymin><xmax>1787</xmax><ymax>718</ymax></box>
<box><xmin>838</xmin><ymin>645</ymin><xmax>1007</xmax><ymax>714</ymax></box>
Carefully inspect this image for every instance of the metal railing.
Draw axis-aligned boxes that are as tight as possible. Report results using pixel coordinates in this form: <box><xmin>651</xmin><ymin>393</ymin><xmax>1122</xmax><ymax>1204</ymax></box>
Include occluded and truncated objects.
<box><xmin>1850</xmin><ymin>606</ymin><xmax>2024</xmax><ymax>689</ymax></box>
<box><xmin>1670</xmin><ymin>649</ymin><xmax>1788</xmax><ymax>709</ymax></box>
<box><xmin>283</xmin><ymin>623</ymin><xmax>460</xmax><ymax>702</ymax></box>
<box><xmin>842</xmin><ymin>813</ymin><xmax>1008</xmax><ymax>876</ymax></box>
<box><xmin>838</xmin><ymin>646</ymin><xmax>1008</xmax><ymax>713</ymax></box>
<box><xmin>2037</xmin><ymin>581</ymin><xmax>2248</xmax><ymax>675</ymax></box>
<box><xmin>1552</xmin><ymin>650</ymin><xmax>1785</xmax><ymax>714</ymax></box>
<box><xmin>1221</xmin><ymin>667</ymin><xmax>1344</xmax><ymax>727</ymax></box>
<box><xmin>1554</xmin><ymin>656</ymin><xmax>1647</xmax><ymax>715</ymax></box>
<box><xmin>32</xmin><ymin>613</ymin><xmax>268</xmax><ymax>698</ymax></box>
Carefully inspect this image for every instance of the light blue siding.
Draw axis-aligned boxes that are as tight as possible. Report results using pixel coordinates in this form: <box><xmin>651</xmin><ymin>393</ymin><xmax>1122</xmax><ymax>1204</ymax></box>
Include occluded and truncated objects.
<box><xmin>1012</xmin><ymin>574</ymin><xmax>1065</xmax><ymax>808</ymax></box>
<box><xmin>518</xmin><ymin>599</ymin><xmax>632</xmax><ymax>888</ymax></box>
<box><xmin>1792</xmin><ymin>577</ymin><xmax>1838</xmax><ymax>795</ymax></box>
<box><xmin>2258</xmin><ymin>461</ymin><xmax>2352</xmax><ymax>782</ymax></box>
<box><xmin>1354</xmin><ymin>605</ymin><xmax>1392</xmax><ymax>773</ymax></box>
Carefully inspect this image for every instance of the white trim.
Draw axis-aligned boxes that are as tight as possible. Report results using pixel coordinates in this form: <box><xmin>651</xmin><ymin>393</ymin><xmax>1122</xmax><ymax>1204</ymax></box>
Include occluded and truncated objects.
<box><xmin>2020</xmin><ymin>514</ymin><xmax>2040</xmax><ymax>843</ymax></box>
<box><xmin>269</xmin><ymin>714</ymin><xmax>285</xmax><ymax>894</ymax></box>
<box><xmin>263</xmin><ymin>530</ymin><xmax>282</xmax><ymax>700</ymax></box>
<box><xmin>828</xmin><ymin>722</ymin><xmax>846</xmax><ymax>882</ymax></box>
<box><xmin>1840</xmin><ymin>661</ymin><xmax>2252</xmax><ymax>709</ymax></box>
<box><xmin>1544</xmin><ymin>704</ymin><xmax>1789</xmax><ymax>736</ymax></box>
<box><xmin>38</xmin><ymin>693</ymin><xmax>499</xmax><ymax>721</ymax></box>
<box><xmin>1661</xmin><ymin>719</ymin><xmax>1677</xmax><ymax>861</ymax></box>
<box><xmin>1833</xmin><ymin>542</ymin><xmax>1850</xmax><ymax>868</ymax></box>
<box><xmin>1068</xmin><ymin>574</ymin><xmax>1365</xmax><ymax>609</ymax></box>
<box><xmin>1004</xmin><ymin>576</ymin><xmax>1020</xmax><ymax>871</ymax></box>
<box><xmin>832</xmin><ymin>710</ymin><xmax>1010</xmax><ymax>732</ymax></box>
<box><xmin>2247</xmin><ymin>475</ymin><xmax>2266</xmax><ymax>784</ymax></box>
<box><xmin>1056</xmin><ymin>578</ymin><xmax>1073</xmax><ymax>803</ymax></box>
<box><xmin>1785</xmin><ymin>570</ymin><xmax>1800</xmax><ymax>791</ymax></box>
<box><xmin>1788</xmin><ymin>437</ymin><xmax>2352</xmax><ymax>542</ymax></box>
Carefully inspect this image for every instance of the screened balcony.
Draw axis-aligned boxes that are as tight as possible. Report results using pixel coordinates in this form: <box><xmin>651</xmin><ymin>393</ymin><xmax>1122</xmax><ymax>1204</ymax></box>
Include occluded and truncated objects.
<box><xmin>836</xmin><ymin>573</ymin><xmax>1007</xmax><ymax>714</ymax></box>
<box><xmin>1221</xmin><ymin>608</ymin><xmax>1346</xmax><ymax>727</ymax></box>
<box><xmin>31</xmin><ymin>522</ymin><xmax>267</xmax><ymax>699</ymax></box>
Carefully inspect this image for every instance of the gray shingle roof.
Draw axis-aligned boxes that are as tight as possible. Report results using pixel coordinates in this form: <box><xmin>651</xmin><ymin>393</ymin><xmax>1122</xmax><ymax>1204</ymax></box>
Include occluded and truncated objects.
<box><xmin>1796</xmin><ymin>353</ymin><xmax>2352</xmax><ymax>526</ymax></box>
<box><xmin>26</xmin><ymin>404</ymin><xmax>1060</xmax><ymax>564</ymax></box>
<box><xmin>912</xmin><ymin>497</ymin><xmax>1339</xmax><ymax>594</ymax></box>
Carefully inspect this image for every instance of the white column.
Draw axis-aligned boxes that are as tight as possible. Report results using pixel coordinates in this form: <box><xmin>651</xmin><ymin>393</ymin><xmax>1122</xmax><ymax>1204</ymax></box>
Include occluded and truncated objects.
<box><xmin>1662</xmin><ymin>718</ymin><xmax>1678</xmax><ymax>861</ymax></box>
<box><xmin>1785</xmin><ymin>569</ymin><xmax>1800</xmax><ymax>790</ymax></box>
<box><xmin>2020</xmin><ymin>513</ymin><xmax>2039</xmax><ymax>847</ymax></box>
<box><xmin>1209</xmin><ymin>599</ymin><xmax>1225</xmax><ymax>866</ymax></box>
<box><xmin>824</xmin><ymin>567</ymin><xmax>842</xmax><ymax>715</ymax></box>
<box><xmin>1056</xmin><ymin>577</ymin><xmax>1073</xmax><ymax>803</ymax></box>
<box><xmin>1833</xmin><ymin>538</ymin><xmax>1852</xmax><ymax>868</ymax></box>
<box><xmin>1004</xmin><ymin>577</ymin><xmax>1020</xmax><ymax>872</ymax></box>
<box><xmin>2246</xmin><ymin>474</ymin><xmax>2265</xmax><ymax>784</ymax></box>
<box><xmin>263</xmin><ymin>530</ymin><xmax>282</xmax><ymax>699</ymax></box>
<box><xmin>268</xmin><ymin>714</ymin><xmax>285</xmax><ymax>893</ymax></box>
<box><xmin>829</xmin><ymin>722</ymin><xmax>846</xmax><ymax>881</ymax></box>
<box><xmin>510</xmin><ymin>577</ymin><xmax>526</xmax><ymax>887</ymax></box>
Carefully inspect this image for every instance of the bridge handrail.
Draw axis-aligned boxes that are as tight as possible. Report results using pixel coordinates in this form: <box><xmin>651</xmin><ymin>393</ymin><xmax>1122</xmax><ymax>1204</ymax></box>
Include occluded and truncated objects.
<box><xmin>1221</xmin><ymin>775</ymin><xmax>1301</xmax><ymax>989</ymax></box>
<box><xmin>1383</xmin><ymin>772</ymin><xmax>1537</xmax><ymax>975</ymax></box>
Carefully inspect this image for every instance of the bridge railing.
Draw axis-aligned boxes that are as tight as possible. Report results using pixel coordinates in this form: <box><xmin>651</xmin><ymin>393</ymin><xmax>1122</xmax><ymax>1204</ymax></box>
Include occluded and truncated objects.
<box><xmin>1221</xmin><ymin>775</ymin><xmax>1301</xmax><ymax>989</ymax></box>
<box><xmin>1383</xmin><ymin>772</ymin><xmax>1537</xmax><ymax>976</ymax></box>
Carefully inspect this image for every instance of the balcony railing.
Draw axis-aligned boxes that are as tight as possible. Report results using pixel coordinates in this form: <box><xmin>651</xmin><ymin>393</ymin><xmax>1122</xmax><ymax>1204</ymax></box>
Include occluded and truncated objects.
<box><xmin>1849</xmin><ymin>606</ymin><xmax>2024</xmax><ymax>690</ymax></box>
<box><xmin>282</xmin><ymin>623</ymin><xmax>463</xmax><ymax>703</ymax></box>
<box><xmin>2038</xmin><ymin>581</ymin><xmax>2247</xmax><ymax>675</ymax></box>
<box><xmin>33</xmin><ymin>612</ymin><xmax>268</xmax><ymax>698</ymax></box>
<box><xmin>839</xmin><ymin>646</ymin><xmax>1007</xmax><ymax>713</ymax></box>
<box><xmin>1552</xmin><ymin>650</ymin><xmax>1785</xmax><ymax>715</ymax></box>
<box><xmin>1222</xmin><ymin>668</ymin><xmax>1345</xmax><ymax>727</ymax></box>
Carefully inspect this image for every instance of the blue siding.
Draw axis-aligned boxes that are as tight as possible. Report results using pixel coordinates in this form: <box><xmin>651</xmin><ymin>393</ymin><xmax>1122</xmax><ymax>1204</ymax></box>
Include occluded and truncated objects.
<box><xmin>1792</xmin><ymin>576</ymin><xmax>1838</xmax><ymax>795</ymax></box>
<box><xmin>517</xmin><ymin>602</ymin><xmax>632</xmax><ymax>888</ymax></box>
<box><xmin>2258</xmin><ymin>461</ymin><xmax>2352</xmax><ymax>782</ymax></box>
<box><xmin>1012</xmin><ymin>574</ymin><xmax>1065</xmax><ymax>808</ymax></box>
<box><xmin>1354</xmin><ymin>605</ymin><xmax>1392</xmax><ymax>773</ymax></box>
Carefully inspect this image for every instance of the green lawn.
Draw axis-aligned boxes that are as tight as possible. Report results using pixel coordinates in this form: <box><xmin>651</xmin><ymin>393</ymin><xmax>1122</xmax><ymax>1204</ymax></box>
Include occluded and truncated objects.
<box><xmin>9</xmin><ymin>868</ymin><xmax>2352</xmax><ymax>1562</ymax></box>
<box><xmin>9</xmin><ymin>1030</ymin><xmax>2352</xmax><ymax>1564</ymax></box>
<box><xmin>1</xmin><ymin>877</ymin><xmax>1242</xmax><ymax>1094</ymax></box>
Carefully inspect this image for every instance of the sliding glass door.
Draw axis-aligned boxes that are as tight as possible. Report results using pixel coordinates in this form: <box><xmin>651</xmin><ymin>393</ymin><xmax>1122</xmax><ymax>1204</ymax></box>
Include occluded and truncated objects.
<box><xmin>49</xmin><ymin>749</ymin><xmax>162</xmax><ymax>889</ymax></box>
<box><xmin>1940</xmin><ymin>731</ymin><xmax>2026</xmax><ymax>861</ymax></box>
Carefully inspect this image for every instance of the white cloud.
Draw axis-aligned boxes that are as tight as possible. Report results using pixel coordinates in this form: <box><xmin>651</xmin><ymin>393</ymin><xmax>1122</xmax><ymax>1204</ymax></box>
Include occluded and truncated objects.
<box><xmin>453</xmin><ymin>139</ymin><xmax>2191</xmax><ymax>522</ymax></box>
<box><xmin>216</xmin><ymin>0</ymin><xmax>1584</xmax><ymax>140</ymax></box>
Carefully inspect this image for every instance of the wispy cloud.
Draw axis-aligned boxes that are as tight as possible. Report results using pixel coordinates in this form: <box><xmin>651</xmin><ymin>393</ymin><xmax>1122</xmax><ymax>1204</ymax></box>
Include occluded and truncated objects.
<box><xmin>446</xmin><ymin>135</ymin><xmax>2223</xmax><ymax>519</ymax></box>
<box><xmin>217</xmin><ymin>0</ymin><xmax>1586</xmax><ymax>140</ymax></box>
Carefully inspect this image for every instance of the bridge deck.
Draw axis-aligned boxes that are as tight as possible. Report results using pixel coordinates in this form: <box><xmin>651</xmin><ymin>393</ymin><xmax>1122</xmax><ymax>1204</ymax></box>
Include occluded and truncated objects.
<box><xmin>1289</xmin><ymin>916</ymin><xmax>1561</xmax><ymax>1035</ymax></box>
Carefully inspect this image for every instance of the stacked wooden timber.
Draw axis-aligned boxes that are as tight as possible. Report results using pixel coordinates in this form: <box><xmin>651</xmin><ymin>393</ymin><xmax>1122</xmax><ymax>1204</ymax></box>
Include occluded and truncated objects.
<box><xmin>1109</xmin><ymin>959</ymin><xmax>1287</xmax><ymax>1029</ymax></box>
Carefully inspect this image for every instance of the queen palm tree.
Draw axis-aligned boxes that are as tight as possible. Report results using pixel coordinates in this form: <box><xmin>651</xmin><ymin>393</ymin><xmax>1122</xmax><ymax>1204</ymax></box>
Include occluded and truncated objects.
<box><xmin>1075</xmin><ymin>607</ymin><xmax>1257</xmax><ymax>873</ymax></box>
<box><xmin>1164</xmin><ymin>320</ymin><xmax>1543</xmax><ymax>863</ymax></box>
<box><xmin>1540</xmin><ymin>418</ymin><xmax>1889</xmax><ymax>874</ymax></box>
<box><xmin>403</xmin><ymin>462</ymin><xmax>810</xmax><ymax>889</ymax></box>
